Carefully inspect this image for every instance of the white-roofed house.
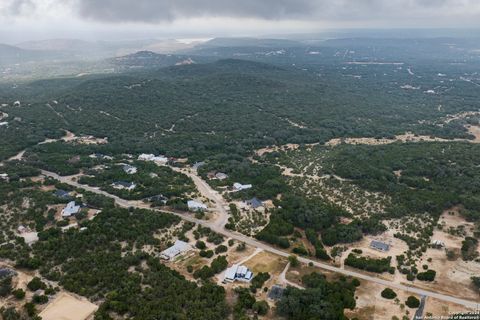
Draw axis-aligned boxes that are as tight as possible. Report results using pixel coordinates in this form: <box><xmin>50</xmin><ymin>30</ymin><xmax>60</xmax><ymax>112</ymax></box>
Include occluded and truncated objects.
<box><xmin>111</xmin><ymin>181</ymin><xmax>136</xmax><ymax>191</ymax></box>
<box><xmin>123</xmin><ymin>164</ymin><xmax>138</xmax><ymax>174</ymax></box>
<box><xmin>138</xmin><ymin>153</ymin><xmax>168</xmax><ymax>163</ymax></box>
<box><xmin>159</xmin><ymin>240</ymin><xmax>192</xmax><ymax>260</ymax></box>
<box><xmin>187</xmin><ymin>200</ymin><xmax>207</xmax><ymax>212</ymax></box>
<box><xmin>223</xmin><ymin>264</ymin><xmax>254</xmax><ymax>282</ymax></box>
<box><xmin>215</xmin><ymin>172</ymin><xmax>228</xmax><ymax>180</ymax></box>
<box><xmin>61</xmin><ymin>201</ymin><xmax>81</xmax><ymax>217</ymax></box>
<box><xmin>233</xmin><ymin>183</ymin><xmax>252</xmax><ymax>191</ymax></box>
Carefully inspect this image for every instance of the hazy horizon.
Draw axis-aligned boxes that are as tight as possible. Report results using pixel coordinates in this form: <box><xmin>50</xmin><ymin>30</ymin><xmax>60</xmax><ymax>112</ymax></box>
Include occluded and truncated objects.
<box><xmin>1</xmin><ymin>0</ymin><xmax>480</xmax><ymax>44</ymax></box>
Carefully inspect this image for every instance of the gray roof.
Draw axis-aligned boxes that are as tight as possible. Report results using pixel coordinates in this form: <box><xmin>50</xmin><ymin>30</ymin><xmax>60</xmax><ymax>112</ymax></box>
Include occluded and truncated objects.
<box><xmin>192</xmin><ymin>161</ymin><xmax>205</xmax><ymax>170</ymax></box>
<box><xmin>115</xmin><ymin>181</ymin><xmax>134</xmax><ymax>187</ymax></box>
<box><xmin>246</xmin><ymin>197</ymin><xmax>263</xmax><ymax>208</ymax></box>
<box><xmin>0</xmin><ymin>268</ymin><xmax>16</xmax><ymax>279</ymax></box>
<box><xmin>268</xmin><ymin>285</ymin><xmax>285</xmax><ymax>300</ymax></box>
<box><xmin>370</xmin><ymin>240</ymin><xmax>390</xmax><ymax>251</ymax></box>
<box><xmin>54</xmin><ymin>189</ymin><xmax>70</xmax><ymax>198</ymax></box>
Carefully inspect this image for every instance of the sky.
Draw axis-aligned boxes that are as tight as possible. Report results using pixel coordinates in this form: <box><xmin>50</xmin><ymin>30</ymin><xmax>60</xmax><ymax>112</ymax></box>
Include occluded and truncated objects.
<box><xmin>1</xmin><ymin>0</ymin><xmax>480</xmax><ymax>43</ymax></box>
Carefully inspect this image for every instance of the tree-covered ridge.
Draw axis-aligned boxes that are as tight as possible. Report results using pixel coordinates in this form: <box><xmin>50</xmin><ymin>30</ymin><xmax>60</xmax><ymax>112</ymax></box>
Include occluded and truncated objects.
<box><xmin>1</xmin><ymin>57</ymin><xmax>479</xmax><ymax>162</ymax></box>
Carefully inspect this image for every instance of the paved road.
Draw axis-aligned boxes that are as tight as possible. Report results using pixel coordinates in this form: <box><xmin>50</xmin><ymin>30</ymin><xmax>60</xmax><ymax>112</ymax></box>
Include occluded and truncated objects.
<box><xmin>413</xmin><ymin>295</ymin><xmax>426</xmax><ymax>320</ymax></box>
<box><xmin>42</xmin><ymin>170</ymin><xmax>480</xmax><ymax>310</ymax></box>
<box><xmin>172</xmin><ymin>167</ymin><xmax>229</xmax><ymax>229</ymax></box>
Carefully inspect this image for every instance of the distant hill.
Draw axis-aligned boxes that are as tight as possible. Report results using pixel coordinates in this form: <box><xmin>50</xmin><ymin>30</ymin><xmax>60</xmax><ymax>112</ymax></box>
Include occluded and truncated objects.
<box><xmin>0</xmin><ymin>43</ymin><xmax>60</xmax><ymax>65</ymax></box>
<box><xmin>109</xmin><ymin>51</ymin><xmax>214</xmax><ymax>71</ymax></box>
<box><xmin>16</xmin><ymin>38</ymin><xmax>94</xmax><ymax>52</ymax></box>
<box><xmin>197</xmin><ymin>37</ymin><xmax>303</xmax><ymax>48</ymax></box>
<box><xmin>16</xmin><ymin>38</ymin><xmax>201</xmax><ymax>59</ymax></box>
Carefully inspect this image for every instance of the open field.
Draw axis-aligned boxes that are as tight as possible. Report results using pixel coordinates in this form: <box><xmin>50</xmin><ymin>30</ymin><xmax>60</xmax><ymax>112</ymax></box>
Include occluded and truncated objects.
<box><xmin>243</xmin><ymin>250</ymin><xmax>288</xmax><ymax>275</ymax></box>
<box><xmin>39</xmin><ymin>293</ymin><xmax>98</xmax><ymax>320</ymax></box>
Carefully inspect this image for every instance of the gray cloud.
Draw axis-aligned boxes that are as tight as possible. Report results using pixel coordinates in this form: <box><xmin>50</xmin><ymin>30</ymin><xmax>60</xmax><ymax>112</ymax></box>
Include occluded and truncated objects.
<box><xmin>1</xmin><ymin>0</ymin><xmax>36</xmax><ymax>16</ymax></box>
<box><xmin>68</xmin><ymin>0</ymin><xmax>480</xmax><ymax>24</ymax></box>
<box><xmin>75</xmin><ymin>0</ymin><xmax>317</xmax><ymax>22</ymax></box>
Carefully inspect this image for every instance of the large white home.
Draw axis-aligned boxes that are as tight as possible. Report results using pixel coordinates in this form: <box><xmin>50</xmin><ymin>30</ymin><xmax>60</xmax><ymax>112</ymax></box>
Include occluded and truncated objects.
<box><xmin>233</xmin><ymin>183</ymin><xmax>252</xmax><ymax>191</ymax></box>
<box><xmin>138</xmin><ymin>153</ymin><xmax>168</xmax><ymax>163</ymax></box>
<box><xmin>187</xmin><ymin>200</ymin><xmax>207</xmax><ymax>211</ymax></box>
<box><xmin>224</xmin><ymin>265</ymin><xmax>254</xmax><ymax>283</ymax></box>
<box><xmin>61</xmin><ymin>201</ymin><xmax>81</xmax><ymax>217</ymax></box>
<box><xmin>160</xmin><ymin>240</ymin><xmax>192</xmax><ymax>260</ymax></box>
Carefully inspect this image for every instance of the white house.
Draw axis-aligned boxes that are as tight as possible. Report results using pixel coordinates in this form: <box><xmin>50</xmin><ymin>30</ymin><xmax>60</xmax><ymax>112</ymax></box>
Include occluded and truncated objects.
<box><xmin>233</xmin><ymin>183</ymin><xmax>252</xmax><ymax>191</ymax></box>
<box><xmin>224</xmin><ymin>264</ymin><xmax>254</xmax><ymax>282</ymax></box>
<box><xmin>123</xmin><ymin>164</ymin><xmax>138</xmax><ymax>174</ymax></box>
<box><xmin>138</xmin><ymin>153</ymin><xmax>168</xmax><ymax>163</ymax></box>
<box><xmin>215</xmin><ymin>172</ymin><xmax>228</xmax><ymax>180</ymax></box>
<box><xmin>431</xmin><ymin>239</ymin><xmax>445</xmax><ymax>247</ymax></box>
<box><xmin>111</xmin><ymin>181</ymin><xmax>136</xmax><ymax>191</ymax></box>
<box><xmin>61</xmin><ymin>201</ymin><xmax>81</xmax><ymax>217</ymax></box>
<box><xmin>187</xmin><ymin>200</ymin><xmax>207</xmax><ymax>211</ymax></box>
<box><xmin>0</xmin><ymin>173</ymin><xmax>9</xmax><ymax>181</ymax></box>
<box><xmin>160</xmin><ymin>240</ymin><xmax>192</xmax><ymax>260</ymax></box>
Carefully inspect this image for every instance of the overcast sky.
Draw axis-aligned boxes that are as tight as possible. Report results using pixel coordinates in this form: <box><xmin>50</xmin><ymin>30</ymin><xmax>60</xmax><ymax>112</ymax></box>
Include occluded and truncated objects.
<box><xmin>1</xmin><ymin>0</ymin><xmax>480</xmax><ymax>43</ymax></box>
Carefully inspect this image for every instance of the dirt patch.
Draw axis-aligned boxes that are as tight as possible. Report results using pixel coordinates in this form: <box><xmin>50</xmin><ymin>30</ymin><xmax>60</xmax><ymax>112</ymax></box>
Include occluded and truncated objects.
<box><xmin>39</xmin><ymin>292</ymin><xmax>98</xmax><ymax>320</ymax></box>
<box><xmin>346</xmin><ymin>281</ymin><xmax>419</xmax><ymax>320</ymax></box>
<box><xmin>325</xmin><ymin>132</ymin><xmax>470</xmax><ymax>147</ymax></box>
<box><xmin>243</xmin><ymin>251</ymin><xmax>288</xmax><ymax>275</ymax></box>
<box><xmin>466</xmin><ymin>125</ymin><xmax>480</xmax><ymax>142</ymax></box>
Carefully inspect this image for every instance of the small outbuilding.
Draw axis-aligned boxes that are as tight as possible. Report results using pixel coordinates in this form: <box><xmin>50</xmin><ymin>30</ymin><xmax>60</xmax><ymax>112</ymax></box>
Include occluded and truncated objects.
<box><xmin>431</xmin><ymin>239</ymin><xmax>445</xmax><ymax>248</ymax></box>
<box><xmin>53</xmin><ymin>189</ymin><xmax>71</xmax><ymax>199</ymax></box>
<box><xmin>268</xmin><ymin>285</ymin><xmax>285</xmax><ymax>301</ymax></box>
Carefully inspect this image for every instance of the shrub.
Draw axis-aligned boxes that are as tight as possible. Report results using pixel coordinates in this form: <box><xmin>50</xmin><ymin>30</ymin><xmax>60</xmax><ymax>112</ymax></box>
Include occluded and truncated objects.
<box><xmin>13</xmin><ymin>289</ymin><xmax>25</xmax><ymax>299</ymax></box>
<box><xmin>416</xmin><ymin>269</ymin><xmax>436</xmax><ymax>282</ymax></box>
<box><xmin>405</xmin><ymin>296</ymin><xmax>420</xmax><ymax>308</ymax></box>
<box><xmin>32</xmin><ymin>294</ymin><xmax>49</xmax><ymax>304</ymax></box>
<box><xmin>199</xmin><ymin>250</ymin><xmax>214</xmax><ymax>258</ymax></box>
<box><xmin>351</xmin><ymin>278</ymin><xmax>361</xmax><ymax>287</ymax></box>
<box><xmin>215</xmin><ymin>245</ymin><xmax>228</xmax><ymax>254</ymax></box>
<box><xmin>381</xmin><ymin>288</ymin><xmax>397</xmax><ymax>299</ymax></box>
<box><xmin>252</xmin><ymin>300</ymin><xmax>269</xmax><ymax>316</ymax></box>
<box><xmin>27</xmin><ymin>277</ymin><xmax>46</xmax><ymax>292</ymax></box>
<box><xmin>195</xmin><ymin>240</ymin><xmax>206</xmax><ymax>250</ymax></box>
<box><xmin>288</xmin><ymin>255</ymin><xmax>299</xmax><ymax>267</ymax></box>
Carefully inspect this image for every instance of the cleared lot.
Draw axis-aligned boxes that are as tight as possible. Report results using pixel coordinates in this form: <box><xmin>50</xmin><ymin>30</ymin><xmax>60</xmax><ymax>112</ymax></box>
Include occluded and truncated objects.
<box><xmin>39</xmin><ymin>293</ymin><xmax>98</xmax><ymax>320</ymax></box>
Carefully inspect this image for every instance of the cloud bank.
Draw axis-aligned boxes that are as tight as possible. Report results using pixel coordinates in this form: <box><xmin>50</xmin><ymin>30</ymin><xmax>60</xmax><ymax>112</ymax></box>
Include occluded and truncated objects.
<box><xmin>2</xmin><ymin>0</ymin><xmax>480</xmax><ymax>24</ymax></box>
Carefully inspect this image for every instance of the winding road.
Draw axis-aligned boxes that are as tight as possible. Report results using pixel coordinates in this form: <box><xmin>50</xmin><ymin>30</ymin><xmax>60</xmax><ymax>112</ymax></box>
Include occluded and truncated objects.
<box><xmin>41</xmin><ymin>169</ymin><xmax>480</xmax><ymax>310</ymax></box>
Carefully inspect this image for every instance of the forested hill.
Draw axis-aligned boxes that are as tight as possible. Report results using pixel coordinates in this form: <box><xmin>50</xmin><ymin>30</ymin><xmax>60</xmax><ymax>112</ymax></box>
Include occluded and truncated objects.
<box><xmin>0</xmin><ymin>57</ymin><xmax>477</xmax><ymax>161</ymax></box>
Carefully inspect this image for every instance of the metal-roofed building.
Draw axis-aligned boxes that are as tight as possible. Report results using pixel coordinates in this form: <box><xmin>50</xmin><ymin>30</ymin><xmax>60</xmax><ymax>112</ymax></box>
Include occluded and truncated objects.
<box><xmin>246</xmin><ymin>197</ymin><xmax>263</xmax><ymax>209</ymax></box>
<box><xmin>268</xmin><ymin>285</ymin><xmax>285</xmax><ymax>301</ymax></box>
<box><xmin>224</xmin><ymin>264</ymin><xmax>254</xmax><ymax>283</ymax></box>
<box><xmin>160</xmin><ymin>240</ymin><xmax>192</xmax><ymax>260</ymax></box>
<box><xmin>61</xmin><ymin>201</ymin><xmax>81</xmax><ymax>217</ymax></box>
<box><xmin>370</xmin><ymin>240</ymin><xmax>390</xmax><ymax>252</ymax></box>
